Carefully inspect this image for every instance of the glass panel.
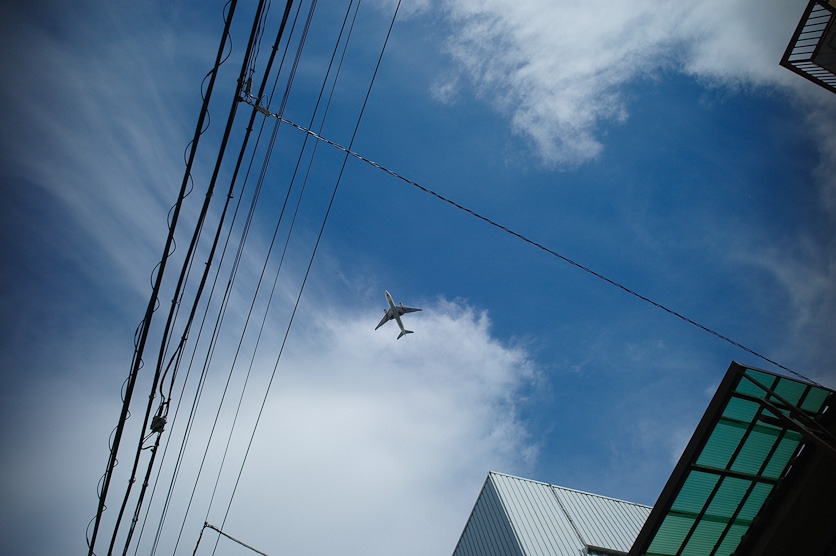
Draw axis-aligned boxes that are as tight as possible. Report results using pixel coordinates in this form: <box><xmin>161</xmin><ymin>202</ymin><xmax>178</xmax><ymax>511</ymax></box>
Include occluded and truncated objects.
<box><xmin>681</xmin><ymin>519</ymin><xmax>726</xmax><ymax>556</ymax></box>
<box><xmin>705</xmin><ymin>477</ymin><xmax>750</xmax><ymax>520</ymax></box>
<box><xmin>647</xmin><ymin>514</ymin><xmax>693</xmax><ymax>555</ymax></box>
<box><xmin>730</xmin><ymin>429</ymin><xmax>778</xmax><ymax>475</ymax></box>
<box><xmin>697</xmin><ymin>421</ymin><xmax>745</xmax><ymax>468</ymax></box>
<box><xmin>800</xmin><ymin>387</ymin><xmax>828</xmax><ymax>412</ymax></box>
<box><xmin>723</xmin><ymin>396</ymin><xmax>758</xmax><ymax>422</ymax></box>
<box><xmin>738</xmin><ymin>369</ymin><xmax>775</xmax><ymax>396</ymax></box>
<box><xmin>762</xmin><ymin>435</ymin><xmax>802</xmax><ymax>478</ymax></box>
<box><xmin>737</xmin><ymin>482</ymin><xmax>772</xmax><ymax>521</ymax></box>
<box><xmin>713</xmin><ymin>523</ymin><xmax>748</xmax><ymax>556</ymax></box>
<box><xmin>772</xmin><ymin>378</ymin><xmax>806</xmax><ymax>405</ymax></box>
<box><xmin>671</xmin><ymin>471</ymin><xmax>719</xmax><ymax>515</ymax></box>
<box><xmin>636</xmin><ymin>366</ymin><xmax>833</xmax><ymax>556</ymax></box>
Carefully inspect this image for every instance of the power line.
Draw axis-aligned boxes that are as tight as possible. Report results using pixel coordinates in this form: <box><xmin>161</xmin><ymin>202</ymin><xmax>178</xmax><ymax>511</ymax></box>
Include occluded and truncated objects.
<box><xmin>198</xmin><ymin>0</ymin><xmax>362</xmax><ymax>543</ymax></box>
<box><xmin>244</xmin><ymin>108</ymin><xmax>818</xmax><ymax>387</ymax></box>
<box><xmin>193</xmin><ymin>523</ymin><xmax>270</xmax><ymax>556</ymax></box>
<box><xmin>87</xmin><ymin>3</ymin><xmax>242</xmax><ymax>554</ymax></box>
<box><xmin>98</xmin><ymin>1</ymin><xmax>817</xmax><ymax>553</ymax></box>
<box><xmin>208</xmin><ymin>3</ymin><xmax>404</xmax><ymax>550</ymax></box>
<box><xmin>172</xmin><ymin>0</ymin><xmax>324</xmax><ymax>552</ymax></box>
<box><xmin>107</xmin><ymin>1</ymin><xmax>269</xmax><ymax>549</ymax></box>
<box><xmin>144</xmin><ymin>2</ymin><xmax>301</xmax><ymax>554</ymax></box>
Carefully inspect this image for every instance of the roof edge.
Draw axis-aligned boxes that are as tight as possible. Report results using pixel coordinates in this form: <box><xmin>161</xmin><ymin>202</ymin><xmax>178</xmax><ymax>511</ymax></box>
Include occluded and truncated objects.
<box><xmin>487</xmin><ymin>470</ymin><xmax>652</xmax><ymax>509</ymax></box>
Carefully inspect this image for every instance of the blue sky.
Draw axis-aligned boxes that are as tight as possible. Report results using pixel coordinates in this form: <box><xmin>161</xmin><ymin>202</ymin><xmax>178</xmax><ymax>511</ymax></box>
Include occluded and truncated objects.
<box><xmin>2</xmin><ymin>1</ymin><xmax>835</xmax><ymax>555</ymax></box>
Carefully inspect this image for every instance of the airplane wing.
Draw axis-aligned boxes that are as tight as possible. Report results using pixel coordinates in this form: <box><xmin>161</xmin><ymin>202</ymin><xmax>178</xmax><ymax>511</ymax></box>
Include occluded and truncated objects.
<box><xmin>400</xmin><ymin>306</ymin><xmax>421</xmax><ymax>314</ymax></box>
<box><xmin>375</xmin><ymin>312</ymin><xmax>392</xmax><ymax>330</ymax></box>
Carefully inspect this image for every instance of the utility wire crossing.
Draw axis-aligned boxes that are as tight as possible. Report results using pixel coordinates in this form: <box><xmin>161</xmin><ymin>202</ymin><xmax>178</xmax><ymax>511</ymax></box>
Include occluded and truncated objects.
<box><xmin>242</xmin><ymin>96</ymin><xmax>817</xmax><ymax>387</ymax></box>
<box><xmin>193</xmin><ymin>522</ymin><xmax>270</xmax><ymax>556</ymax></box>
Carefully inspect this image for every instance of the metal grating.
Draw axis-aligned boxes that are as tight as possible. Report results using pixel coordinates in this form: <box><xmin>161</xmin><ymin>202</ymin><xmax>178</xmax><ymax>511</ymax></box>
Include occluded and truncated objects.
<box><xmin>629</xmin><ymin>363</ymin><xmax>835</xmax><ymax>556</ymax></box>
<box><xmin>780</xmin><ymin>0</ymin><xmax>836</xmax><ymax>93</ymax></box>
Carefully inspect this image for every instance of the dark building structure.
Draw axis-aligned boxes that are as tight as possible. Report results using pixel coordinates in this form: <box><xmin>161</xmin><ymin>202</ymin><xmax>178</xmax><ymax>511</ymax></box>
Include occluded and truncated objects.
<box><xmin>630</xmin><ymin>362</ymin><xmax>836</xmax><ymax>556</ymax></box>
<box><xmin>453</xmin><ymin>363</ymin><xmax>836</xmax><ymax>556</ymax></box>
<box><xmin>781</xmin><ymin>0</ymin><xmax>836</xmax><ymax>93</ymax></box>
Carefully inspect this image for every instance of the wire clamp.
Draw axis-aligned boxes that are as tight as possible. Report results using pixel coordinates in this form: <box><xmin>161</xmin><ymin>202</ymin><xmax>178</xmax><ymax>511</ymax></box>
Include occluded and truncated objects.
<box><xmin>149</xmin><ymin>415</ymin><xmax>166</xmax><ymax>434</ymax></box>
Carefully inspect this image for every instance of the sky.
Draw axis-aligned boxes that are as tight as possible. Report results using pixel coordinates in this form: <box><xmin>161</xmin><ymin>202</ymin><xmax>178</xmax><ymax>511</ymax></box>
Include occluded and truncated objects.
<box><xmin>1</xmin><ymin>0</ymin><xmax>835</xmax><ymax>555</ymax></box>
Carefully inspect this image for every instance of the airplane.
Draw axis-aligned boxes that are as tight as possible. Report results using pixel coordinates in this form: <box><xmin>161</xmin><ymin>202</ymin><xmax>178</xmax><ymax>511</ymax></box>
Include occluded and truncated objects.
<box><xmin>375</xmin><ymin>290</ymin><xmax>421</xmax><ymax>339</ymax></box>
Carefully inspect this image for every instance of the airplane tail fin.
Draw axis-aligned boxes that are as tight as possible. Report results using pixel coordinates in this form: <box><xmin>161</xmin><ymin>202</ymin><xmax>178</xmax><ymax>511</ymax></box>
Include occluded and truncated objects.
<box><xmin>397</xmin><ymin>330</ymin><xmax>413</xmax><ymax>339</ymax></box>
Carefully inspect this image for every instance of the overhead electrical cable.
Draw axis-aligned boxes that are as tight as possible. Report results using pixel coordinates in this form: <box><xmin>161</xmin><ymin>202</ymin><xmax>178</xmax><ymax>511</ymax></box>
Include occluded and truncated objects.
<box><xmin>104</xmin><ymin>2</ymin><xmax>271</xmax><ymax>555</ymax></box>
<box><xmin>200</xmin><ymin>1</ymin><xmax>360</xmax><ymax>547</ymax></box>
<box><xmin>135</xmin><ymin>4</ymin><xmax>301</xmax><ymax>556</ymax></box>
<box><xmin>86</xmin><ymin>3</ymin><xmax>241</xmax><ymax>555</ymax></box>
<box><xmin>123</xmin><ymin>2</ymin><xmax>285</xmax><ymax>553</ymax></box>
<box><xmin>197</xmin><ymin>0</ymin><xmax>334</xmax><ymax>536</ymax></box>
<box><xmin>193</xmin><ymin>523</ymin><xmax>271</xmax><ymax>556</ymax></box>
<box><xmin>208</xmin><ymin>3</ymin><xmax>403</xmax><ymax>552</ymax></box>
<box><xmin>182</xmin><ymin>0</ymin><xmax>335</xmax><ymax>544</ymax></box>
<box><xmin>253</xmin><ymin>114</ymin><xmax>817</xmax><ymax>387</ymax></box>
<box><xmin>159</xmin><ymin>3</ymin><xmax>318</xmax><ymax>554</ymax></box>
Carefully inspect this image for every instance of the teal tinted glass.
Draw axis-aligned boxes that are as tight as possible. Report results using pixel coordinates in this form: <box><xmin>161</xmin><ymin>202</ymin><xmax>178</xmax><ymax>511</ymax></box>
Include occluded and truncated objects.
<box><xmin>772</xmin><ymin>378</ymin><xmax>806</xmax><ymax>405</ymax></box>
<box><xmin>705</xmin><ymin>477</ymin><xmax>751</xmax><ymax>521</ymax></box>
<box><xmin>730</xmin><ymin>428</ymin><xmax>779</xmax><ymax>474</ymax></box>
<box><xmin>681</xmin><ymin>519</ymin><xmax>726</xmax><ymax>556</ymax></box>
<box><xmin>697</xmin><ymin>421</ymin><xmax>744</xmax><ymax>468</ymax></box>
<box><xmin>800</xmin><ymin>386</ymin><xmax>828</xmax><ymax>412</ymax></box>
<box><xmin>647</xmin><ymin>514</ymin><xmax>693</xmax><ymax>555</ymax></box>
<box><xmin>635</xmin><ymin>365</ymin><xmax>832</xmax><ymax>556</ymax></box>
<box><xmin>722</xmin><ymin>396</ymin><xmax>758</xmax><ymax>422</ymax></box>
<box><xmin>737</xmin><ymin>369</ymin><xmax>775</xmax><ymax>396</ymax></box>
<box><xmin>671</xmin><ymin>471</ymin><xmax>718</xmax><ymax>515</ymax></box>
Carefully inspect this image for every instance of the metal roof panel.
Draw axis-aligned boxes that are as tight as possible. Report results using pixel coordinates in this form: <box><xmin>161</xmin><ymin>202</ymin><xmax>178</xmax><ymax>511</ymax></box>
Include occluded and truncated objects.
<box><xmin>486</xmin><ymin>472</ymin><xmax>651</xmax><ymax>556</ymax></box>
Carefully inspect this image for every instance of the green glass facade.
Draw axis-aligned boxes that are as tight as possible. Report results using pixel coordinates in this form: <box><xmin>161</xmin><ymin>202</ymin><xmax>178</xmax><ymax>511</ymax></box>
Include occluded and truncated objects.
<box><xmin>632</xmin><ymin>363</ymin><xmax>833</xmax><ymax>556</ymax></box>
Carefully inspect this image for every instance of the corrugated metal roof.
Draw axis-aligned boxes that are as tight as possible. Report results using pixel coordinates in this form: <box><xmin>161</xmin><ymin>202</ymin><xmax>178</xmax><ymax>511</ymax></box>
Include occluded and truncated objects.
<box><xmin>453</xmin><ymin>472</ymin><xmax>651</xmax><ymax>556</ymax></box>
<box><xmin>491</xmin><ymin>473</ymin><xmax>584</xmax><ymax>556</ymax></box>
<box><xmin>553</xmin><ymin>484</ymin><xmax>651</xmax><ymax>553</ymax></box>
<box><xmin>452</xmin><ymin>474</ymin><xmax>525</xmax><ymax>556</ymax></box>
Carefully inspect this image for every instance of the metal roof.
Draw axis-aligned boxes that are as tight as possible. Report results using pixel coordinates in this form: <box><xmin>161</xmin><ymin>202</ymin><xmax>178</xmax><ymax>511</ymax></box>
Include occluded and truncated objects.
<box><xmin>452</xmin><ymin>474</ymin><xmax>525</xmax><ymax>556</ymax></box>
<box><xmin>556</xmin><ymin>484</ymin><xmax>651</xmax><ymax>553</ymax></box>
<box><xmin>629</xmin><ymin>362</ymin><xmax>835</xmax><ymax>556</ymax></box>
<box><xmin>453</xmin><ymin>472</ymin><xmax>651</xmax><ymax>556</ymax></box>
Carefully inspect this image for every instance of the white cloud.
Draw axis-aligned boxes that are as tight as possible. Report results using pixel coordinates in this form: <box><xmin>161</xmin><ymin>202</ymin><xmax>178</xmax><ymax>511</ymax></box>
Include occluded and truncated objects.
<box><xmin>422</xmin><ymin>0</ymin><xmax>836</xmax><ymax>388</ymax></box>
<box><xmin>734</xmin><ymin>234</ymin><xmax>836</xmax><ymax>387</ymax></box>
<box><xmin>79</xmin><ymin>295</ymin><xmax>540</xmax><ymax>556</ymax></box>
<box><xmin>4</xmin><ymin>2</ymin><xmax>835</xmax><ymax>553</ymax></box>
<box><xmin>0</xmin><ymin>371</ymin><xmax>127</xmax><ymax>555</ymax></box>
<box><xmin>427</xmin><ymin>0</ymin><xmax>822</xmax><ymax>166</ymax></box>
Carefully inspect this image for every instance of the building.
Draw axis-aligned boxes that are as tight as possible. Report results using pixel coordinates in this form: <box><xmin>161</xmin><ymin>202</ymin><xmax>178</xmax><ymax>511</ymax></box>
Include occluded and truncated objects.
<box><xmin>630</xmin><ymin>362</ymin><xmax>836</xmax><ymax>556</ymax></box>
<box><xmin>453</xmin><ymin>363</ymin><xmax>836</xmax><ymax>555</ymax></box>
<box><xmin>781</xmin><ymin>0</ymin><xmax>836</xmax><ymax>93</ymax></box>
<box><xmin>452</xmin><ymin>471</ymin><xmax>651</xmax><ymax>556</ymax></box>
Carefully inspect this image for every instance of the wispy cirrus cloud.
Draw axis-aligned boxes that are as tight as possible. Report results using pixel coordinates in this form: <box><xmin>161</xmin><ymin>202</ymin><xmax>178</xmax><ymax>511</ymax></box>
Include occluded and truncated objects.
<box><xmin>1</xmin><ymin>2</ymin><xmax>215</xmax><ymax>296</ymax></box>
<box><xmin>733</xmin><ymin>233</ymin><xmax>836</xmax><ymax>385</ymax></box>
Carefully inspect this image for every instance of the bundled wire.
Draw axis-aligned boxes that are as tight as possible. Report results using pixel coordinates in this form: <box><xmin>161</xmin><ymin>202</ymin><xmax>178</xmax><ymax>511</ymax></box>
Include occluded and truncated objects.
<box><xmin>203</xmin><ymin>5</ymin><xmax>404</xmax><ymax>555</ymax></box>
<box><xmin>87</xmin><ymin>3</ymin><xmax>242</xmax><ymax>555</ymax></box>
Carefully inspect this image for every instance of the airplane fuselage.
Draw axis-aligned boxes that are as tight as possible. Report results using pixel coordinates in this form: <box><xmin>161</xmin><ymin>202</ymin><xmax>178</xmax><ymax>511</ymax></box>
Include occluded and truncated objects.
<box><xmin>376</xmin><ymin>290</ymin><xmax>421</xmax><ymax>339</ymax></box>
<box><xmin>385</xmin><ymin>290</ymin><xmax>408</xmax><ymax>334</ymax></box>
